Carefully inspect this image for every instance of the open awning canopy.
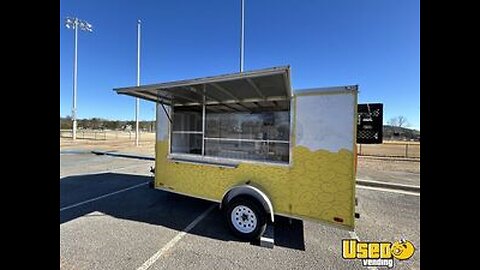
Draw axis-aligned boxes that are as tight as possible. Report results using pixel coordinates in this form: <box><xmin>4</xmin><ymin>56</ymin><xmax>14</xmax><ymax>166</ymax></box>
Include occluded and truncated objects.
<box><xmin>114</xmin><ymin>66</ymin><xmax>292</xmax><ymax>112</ymax></box>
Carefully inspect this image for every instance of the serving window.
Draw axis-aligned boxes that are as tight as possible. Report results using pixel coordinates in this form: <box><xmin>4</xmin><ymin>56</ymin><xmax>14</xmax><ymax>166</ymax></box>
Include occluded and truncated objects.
<box><xmin>115</xmin><ymin>66</ymin><xmax>293</xmax><ymax>164</ymax></box>
<box><xmin>170</xmin><ymin>102</ymin><xmax>291</xmax><ymax>164</ymax></box>
<box><xmin>171</xmin><ymin>106</ymin><xmax>203</xmax><ymax>154</ymax></box>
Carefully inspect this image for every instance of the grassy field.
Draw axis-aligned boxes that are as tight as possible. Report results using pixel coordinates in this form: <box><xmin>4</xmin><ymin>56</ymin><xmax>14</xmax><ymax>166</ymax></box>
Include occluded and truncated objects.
<box><xmin>61</xmin><ymin>131</ymin><xmax>420</xmax><ymax>158</ymax></box>
<box><xmin>60</xmin><ymin>130</ymin><xmax>156</xmax><ymax>156</ymax></box>
<box><xmin>357</xmin><ymin>141</ymin><xmax>420</xmax><ymax>158</ymax></box>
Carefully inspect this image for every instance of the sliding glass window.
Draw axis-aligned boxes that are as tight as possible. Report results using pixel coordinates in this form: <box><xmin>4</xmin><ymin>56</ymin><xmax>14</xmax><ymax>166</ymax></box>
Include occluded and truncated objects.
<box><xmin>205</xmin><ymin>111</ymin><xmax>290</xmax><ymax>163</ymax></box>
<box><xmin>171</xmin><ymin>106</ymin><xmax>203</xmax><ymax>155</ymax></box>
<box><xmin>170</xmin><ymin>103</ymin><xmax>290</xmax><ymax>163</ymax></box>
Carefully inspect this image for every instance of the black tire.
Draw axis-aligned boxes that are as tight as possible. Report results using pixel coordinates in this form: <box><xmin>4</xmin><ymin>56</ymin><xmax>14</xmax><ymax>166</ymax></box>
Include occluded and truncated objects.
<box><xmin>225</xmin><ymin>196</ymin><xmax>267</xmax><ymax>241</ymax></box>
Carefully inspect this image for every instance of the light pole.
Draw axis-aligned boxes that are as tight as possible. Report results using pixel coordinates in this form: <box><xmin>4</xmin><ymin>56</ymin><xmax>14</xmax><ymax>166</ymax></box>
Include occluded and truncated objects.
<box><xmin>240</xmin><ymin>0</ymin><xmax>245</xmax><ymax>72</ymax></box>
<box><xmin>136</xmin><ymin>19</ymin><xmax>141</xmax><ymax>146</ymax></box>
<box><xmin>65</xmin><ymin>17</ymin><xmax>93</xmax><ymax>141</ymax></box>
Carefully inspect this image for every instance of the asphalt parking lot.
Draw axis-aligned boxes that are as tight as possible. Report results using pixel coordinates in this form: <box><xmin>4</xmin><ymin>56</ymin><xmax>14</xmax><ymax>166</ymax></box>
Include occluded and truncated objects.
<box><xmin>60</xmin><ymin>153</ymin><xmax>420</xmax><ymax>270</ymax></box>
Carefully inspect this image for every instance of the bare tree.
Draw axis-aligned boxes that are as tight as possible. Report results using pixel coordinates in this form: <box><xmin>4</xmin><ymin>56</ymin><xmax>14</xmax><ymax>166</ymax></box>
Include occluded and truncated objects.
<box><xmin>388</xmin><ymin>117</ymin><xmax>399</xmax><ymax>127</ymax></box>
<box><xmin>388</xmin><ymin>116</ymin><xmax>410</xmax><ymax>140</ymax></box>
<box><xmin>397</xmin><ymin>116</ymin><xmax>408</xmax><ymax>127</ymax></box>
<box><xmin>389</xmin><ymin>116</ymin><xmax>409</xmax><ymax>127</ymax></box>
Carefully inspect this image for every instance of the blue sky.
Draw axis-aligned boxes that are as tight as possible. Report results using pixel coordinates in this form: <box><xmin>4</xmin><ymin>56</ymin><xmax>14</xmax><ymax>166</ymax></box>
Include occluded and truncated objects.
<box><xmin>60</xmin><ymin>0</ymin><xmax>420</xmax><ymax>130</ymax></box>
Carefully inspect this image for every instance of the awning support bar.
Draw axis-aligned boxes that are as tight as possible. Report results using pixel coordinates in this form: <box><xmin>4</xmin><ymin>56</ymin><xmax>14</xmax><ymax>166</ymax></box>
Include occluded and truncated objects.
<box><xmin>246</xmin><ymin>78</ymin><xmax>265</xmax><ymax>99</ymax></box>
<box><xmin>160</xmin><ymin>103</ymin><xmax>172</xmax><ymax>124</ymax></box>
<box><xmin>157</xmin><ymin>90</ymin><xmax>172</xmax><ymax>123</ymax></box>
<box><xmin>185</xmin><ymin>86</ymin><xmax>243</xmax><ymax>112</ymax></box>
<box><xmin>210</xmin><ymin>83</ymin><xmax>252</xmax><ymax>112</ymax></box>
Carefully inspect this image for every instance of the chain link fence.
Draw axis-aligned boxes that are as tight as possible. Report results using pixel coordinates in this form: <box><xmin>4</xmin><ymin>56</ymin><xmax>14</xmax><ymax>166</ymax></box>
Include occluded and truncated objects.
<box><xmin>60</xmin><ymin>129</ymin><xmax>156</xmax><ymax>141</ymax></box>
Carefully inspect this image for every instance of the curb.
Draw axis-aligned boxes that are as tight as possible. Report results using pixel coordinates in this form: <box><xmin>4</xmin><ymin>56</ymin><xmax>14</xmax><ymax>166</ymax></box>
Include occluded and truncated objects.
<box><xmin>91</xmin><ymin>150</ymin><xmax>155</xmax><ymax>161</ymax></box>
<box><xmin>357</xmin><ymin>156</ymin><xmax>420</xmax><ymax>162</ymax></box>
<box><xmin>60</xmin><ymin>149</ymin><xmax>92</xmax><ymax>155</ymax></box>
<box><xmin>356</xmin><ymin>179</ymin><xmax>420</xmax><ymax>193</ymax></box>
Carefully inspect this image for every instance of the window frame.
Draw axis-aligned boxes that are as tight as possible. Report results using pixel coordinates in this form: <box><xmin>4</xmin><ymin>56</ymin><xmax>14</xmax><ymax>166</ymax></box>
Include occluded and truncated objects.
<box><xmin>168</xmin><ymin>98</ymin><xmax>294</xmax><ymax>167</ymax></box>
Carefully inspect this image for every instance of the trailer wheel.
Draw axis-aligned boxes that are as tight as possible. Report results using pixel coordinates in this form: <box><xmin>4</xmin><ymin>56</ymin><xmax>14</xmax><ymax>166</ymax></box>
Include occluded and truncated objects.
<box><xmin>225</xmin><ymin>196</ymin><xmax>267</xmax><ymax>241</ymax></box>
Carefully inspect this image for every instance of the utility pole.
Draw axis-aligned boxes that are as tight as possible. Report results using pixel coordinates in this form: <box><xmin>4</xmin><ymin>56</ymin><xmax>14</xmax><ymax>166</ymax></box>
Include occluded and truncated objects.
<box><xmin>240</xmin><ymin>0</ymin><xmax>245</xmax><ymax>72</ymax></box>
<box><xmin>135</xmin><ymin>19</ymin><xmax>141</xmax><ymax>146</ymax></box>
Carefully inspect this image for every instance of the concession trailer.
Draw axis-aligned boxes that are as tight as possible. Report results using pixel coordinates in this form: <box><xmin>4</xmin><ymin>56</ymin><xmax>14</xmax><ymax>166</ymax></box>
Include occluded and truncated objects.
<box><xmin>114</xmin><ymin>66</ymin><xmax>358</xmax><ymax>240</ymax></box>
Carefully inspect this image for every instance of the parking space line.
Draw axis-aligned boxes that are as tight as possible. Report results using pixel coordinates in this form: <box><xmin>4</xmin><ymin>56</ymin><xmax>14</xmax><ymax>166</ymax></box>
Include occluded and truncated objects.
<box><xmin>60</xmin><ymin>182</ymin><xmax>149</xmax><ymax>212</ymax></box>
<box><xmin>136</xmin><ymin>204</ymin><xmax>216</xmax><ymax>270</ymax></box>
<box><xmin>60</xmin><ymin>163</ymin><xmax>152</xmax><ymax>179</ymax></box>
<box><xmin>356</xmin><ymin>185</ymin><xmax>420</xmax><ymax>196</ymax></box>
<box><xmin>348</xmin><ymin>231</ymin><xmax>378</xmax><ymax>270</ymax></box>
<box><xmin>348</xmin><ymin>230</ymin><xmax>359</xmax><ymax>240</ymax></box>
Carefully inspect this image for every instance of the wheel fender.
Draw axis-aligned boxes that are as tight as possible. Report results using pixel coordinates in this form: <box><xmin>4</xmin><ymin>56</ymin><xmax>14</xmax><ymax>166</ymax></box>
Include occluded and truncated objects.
<box><xmin>221</xmin><ymin>185</ymin><xmax>274</xmax><ymax>223</ymax></box>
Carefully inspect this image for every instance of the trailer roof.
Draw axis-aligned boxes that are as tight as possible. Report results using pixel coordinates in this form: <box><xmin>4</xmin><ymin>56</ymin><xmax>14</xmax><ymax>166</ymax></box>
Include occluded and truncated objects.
<box><xmin>294</xmin><ymin>85</ymin><xmax>358</xmax><ymax>96</ymax></box>
<box><xmin>114</xmin><ymin>66</ymin><xmax>292</xmax><ymax>109</ymax></box>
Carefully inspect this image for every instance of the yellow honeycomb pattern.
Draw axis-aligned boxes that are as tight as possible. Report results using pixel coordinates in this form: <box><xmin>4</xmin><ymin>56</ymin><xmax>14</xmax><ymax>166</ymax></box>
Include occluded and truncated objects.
<box><xmin>155</xmin><ymin>140</ymin><xmax>355</xmax><ymax>229</ymax></box>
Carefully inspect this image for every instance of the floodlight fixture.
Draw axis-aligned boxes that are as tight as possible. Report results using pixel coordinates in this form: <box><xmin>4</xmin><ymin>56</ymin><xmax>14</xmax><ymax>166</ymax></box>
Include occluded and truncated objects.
<box><xmin>64</xmin><ymin>16</ymin><xmax>93</xmax><ymax>140</ymax></box>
